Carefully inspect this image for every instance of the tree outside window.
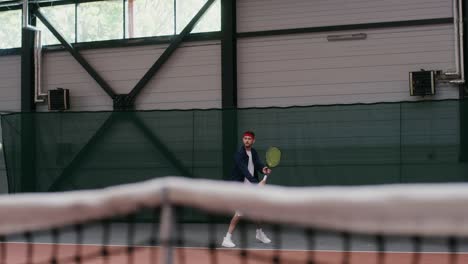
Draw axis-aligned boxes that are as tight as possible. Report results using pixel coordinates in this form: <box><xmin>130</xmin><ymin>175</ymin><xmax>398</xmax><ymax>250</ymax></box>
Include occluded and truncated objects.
<box><xmin>36</xmin><ymin>4</ymin><xmax>75</xmax><ymax>45</ymax></box>
<box><xmin>78</xmin><ymin>0</ymin><xmax>123</xmax><ymax>42</ymax></box>
<box><xmin>0</xmin><ymin>10</ymin><xmax>21</xmax><ymax>49</ymax></box>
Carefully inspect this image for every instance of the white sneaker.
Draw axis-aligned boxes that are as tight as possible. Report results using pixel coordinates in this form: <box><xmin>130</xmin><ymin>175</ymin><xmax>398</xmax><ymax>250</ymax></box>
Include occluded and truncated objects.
<box><xmin>256</xmin><ymin>230</ymin><xmax>271</xmax><ymax>244</ymax></box>
<box><xmin>222</xmin><ymin>236</ymin><xmax>236</xmax><ymax>248</ymax></box>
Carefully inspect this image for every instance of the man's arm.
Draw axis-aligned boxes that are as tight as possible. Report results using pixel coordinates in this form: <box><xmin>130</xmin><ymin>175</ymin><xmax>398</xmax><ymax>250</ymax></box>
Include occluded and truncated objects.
<box><xmin>252</xmin><ymin>149</ymin><xmax>268</xmax><ymax>173</ymax></box>
<box><xmin>252</xmin><ymin>150</ymin><xmax>271</xmax><ymax>184</ymax></box>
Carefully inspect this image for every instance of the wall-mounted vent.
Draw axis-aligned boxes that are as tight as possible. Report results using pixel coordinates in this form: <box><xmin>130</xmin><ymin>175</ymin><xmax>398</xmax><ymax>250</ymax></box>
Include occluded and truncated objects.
<box><xmin>48</xmin><ymin>88</ymin><xmax>70</xmax><ymax>111</ymax></box>
<box><xmin>409</xmin><ymin>71</ymin><xmax>435</xmax><ymax>96</ymax></box>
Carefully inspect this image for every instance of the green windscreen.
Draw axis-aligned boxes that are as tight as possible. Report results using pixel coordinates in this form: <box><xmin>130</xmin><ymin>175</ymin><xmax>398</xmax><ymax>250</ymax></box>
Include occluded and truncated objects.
<box><xmin>2</xmin><ymin>99</ymin><xmax>468</xmax><ymax>194</ymax></box>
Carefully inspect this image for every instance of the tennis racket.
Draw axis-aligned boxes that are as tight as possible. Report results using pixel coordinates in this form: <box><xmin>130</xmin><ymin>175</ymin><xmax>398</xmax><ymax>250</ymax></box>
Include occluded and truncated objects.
<box><xmin>263</xmin><ymin>146</ymin><xmax>281</xmax><ymax>181</ymax></box>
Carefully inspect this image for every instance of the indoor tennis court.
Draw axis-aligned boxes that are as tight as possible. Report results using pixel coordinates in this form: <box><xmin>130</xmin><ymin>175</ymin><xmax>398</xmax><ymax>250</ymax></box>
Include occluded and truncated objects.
<box><xmin>1</xmin><ymin>0</ymin><xmax>468</xmax><ymax>263</ymax></box>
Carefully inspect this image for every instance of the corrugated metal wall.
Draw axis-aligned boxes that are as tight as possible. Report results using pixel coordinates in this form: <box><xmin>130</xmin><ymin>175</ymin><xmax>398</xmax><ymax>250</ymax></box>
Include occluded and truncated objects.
<box><xmin>0</xmin><ymin>122</ymin><xmax>6</xmax><ymax>193</ymax></box>
<box><xmin>0</xmin><ymin>55</ymin><xmax>21</xmax><ymax>112</ymax></box>
<box><xmin>237</xmin><ymin>25</ymin><xmax>456</xmax><ymax>107</ymax></box>
<box><xmin>236</xmin><ymin>0</ymin><xmax>457</xmax><ymax>107</ymax></box>
<box><xmin>38</xmin><ymin>41</ymin><xmax>221</xmax><ymax>111</ymax></box>
<box><xmin>237</xmin><ymin>0</ymin><xmax>451</xmax><ymax>32</ymax></box>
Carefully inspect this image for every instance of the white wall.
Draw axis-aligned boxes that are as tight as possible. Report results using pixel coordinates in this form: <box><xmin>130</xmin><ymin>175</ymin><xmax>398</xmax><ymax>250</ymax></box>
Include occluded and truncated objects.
<box><xmin>236</xmin><ymin>0</ymin><xmax>457</xmax><ymax>107</ymax></box>
<box><xmin>38</xmin><ymin>41</ymin><xmax>222</xmax><ymax>111</ymax></box>
<box><xmin>0</xmin><ymin>123</ymin><xmax>6</xmax><ymax>194</ymax></box>
<box><xmin>135</xmin><ymin>42</ymin><xmax>222</xmax><ymax>110</ymax></box>
<box><xmin>0</xmin><ymin>55</ymin><xmax>21</xmax><ymax>112</ymax></box>
<box><xmin>237</xmin><ymin>0</ymin><xmax>452</xmax><ymax>32</ymax></box>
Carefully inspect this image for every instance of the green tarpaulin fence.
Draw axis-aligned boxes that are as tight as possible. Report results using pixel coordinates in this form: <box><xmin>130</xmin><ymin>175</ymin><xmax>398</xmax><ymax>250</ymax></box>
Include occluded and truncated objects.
<box><xmin>2</xmin><ymin>99</ymin><xmax>467</xmax><ymax>194</ymax></box>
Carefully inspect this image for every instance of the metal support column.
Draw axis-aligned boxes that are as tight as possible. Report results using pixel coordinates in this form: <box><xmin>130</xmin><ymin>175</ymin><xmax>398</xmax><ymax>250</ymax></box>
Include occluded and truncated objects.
<box><xmin>20</xmin><ymin>1</ymin><xmax>36</xmax><ymax>192</ymax></box>
<box><xmin>463</xmin><ymin>0</ymin><xmax>468</xmax><ymax>97</ymax></box>
<box><xmin>221</xmin><ymin>0</ymin><xmax>238</xmax><ymax>180</ymax></box>
<box><xmin>460</xmin><ymin>0</ymin><xmax>468</xmax><ymax>165</ymax></box>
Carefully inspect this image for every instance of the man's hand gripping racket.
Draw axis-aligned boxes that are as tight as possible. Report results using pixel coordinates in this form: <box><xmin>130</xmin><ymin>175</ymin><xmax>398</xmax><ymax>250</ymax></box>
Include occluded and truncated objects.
<box><xmin>262</xmin><ymin>146</ymin><xmax>281</xmax><ymax>183</ymax></box>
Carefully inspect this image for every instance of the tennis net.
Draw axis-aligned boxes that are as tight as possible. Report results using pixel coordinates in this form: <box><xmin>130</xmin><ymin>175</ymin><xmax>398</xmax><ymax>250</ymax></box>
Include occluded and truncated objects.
<box><xmin>1</xmin><ymin>177</ymin><xmax>468</xmax><ymax>264</ymax></box>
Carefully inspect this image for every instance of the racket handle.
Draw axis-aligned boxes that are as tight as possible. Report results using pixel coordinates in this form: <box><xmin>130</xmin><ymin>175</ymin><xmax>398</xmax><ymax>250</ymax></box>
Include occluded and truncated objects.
<box><xmin>263</xmin><ymin>175</ymin><xmax>268</xmax><ymax>181</ymax></box>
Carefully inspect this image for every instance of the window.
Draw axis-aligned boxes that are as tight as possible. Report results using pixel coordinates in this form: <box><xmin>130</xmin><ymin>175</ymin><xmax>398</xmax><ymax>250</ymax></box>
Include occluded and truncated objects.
<box><xmin>0</xmin><ymin>0</ymin><xmax>221</xmax><ymax>49</ymax></box>
<box><xmin>191</xmin><ymin>0</ymin><xmax>220</xmax><ymax>33</ymax></box>
<box><xmin>176</xmin><ymin>0</ymin><xmax>220</xmax><ymax>34</ymax></box>
<box><xmin>125</xmin><ymin>0</ymin><xmax>174</xmax><ymax>38</ymax></box>
<box><xmin>36</xmin><ymin>4</ymin><xmax>76</xmax><ymax>45</ymax></box>
<box><xmin>78</xmin><ymin>0</ymin><xmax>123</xmax><ymax>42</ymax></box>
<box><xmin>0</xmin><ymin>10</ymin><xmax>21</xmax><ymax>49</ymax></box>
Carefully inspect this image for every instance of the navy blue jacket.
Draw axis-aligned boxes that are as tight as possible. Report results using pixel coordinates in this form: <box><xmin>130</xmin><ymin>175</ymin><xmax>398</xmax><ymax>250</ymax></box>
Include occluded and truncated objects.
<box><xmin>230</xmin><ymin>146</ymin><xmax>266</xmax><ymax>183</ymax></box>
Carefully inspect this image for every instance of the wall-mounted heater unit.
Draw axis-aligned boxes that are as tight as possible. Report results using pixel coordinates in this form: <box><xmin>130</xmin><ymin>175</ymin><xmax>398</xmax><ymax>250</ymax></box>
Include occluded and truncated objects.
<box><xmin>409</xmin><ymin>70</ymin><xmax>435</xmax><ymax>96</ymax></box>
<box><xmin>48</xmin><ymin>88</ymin><xmax>70</xmax><ymax>111</ymax></box>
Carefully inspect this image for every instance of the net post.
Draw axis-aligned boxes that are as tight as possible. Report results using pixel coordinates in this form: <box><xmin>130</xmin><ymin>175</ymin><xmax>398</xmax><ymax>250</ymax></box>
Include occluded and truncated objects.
<box><xmin>74</xmin><ymin>224</ymin><xmax>83</xmax><ymax>264</ymax></box>
<box><xmin>448</xmin><ymin>237</ymin><xmax>458</xmax><ymax>264</ymax></box>
<box><xmin>0</xmin><ymin>236</ymin><xmax>6</xmax><ymax>264</ymax></box>
<box><xmin>159</xmin><ymin>188</ymin><xmax>174</xmax><ymax>264</ymax></box>
<box><xmin>239</xmin><ymin>221</ymin><xmax>248</xmax><ymax>264</ymax></box>
<box><xmin>174</xmin><ymin>207</ymin><xmax>186</xmax><ymax>264</ymax></box>
<box><xmin>376</xmin><ymin>234</ymin><xmax>386</xmax><ymax>264</ymax></box>
<box><xmin>25</xmin><ymin>232</ymin><xmax>33</xmax><ymax>264</ymax></box>
<box><xmin>126</xmin><ymin>214</ymin><xmax>136</xmax><ymax>264</ymax></box>
<box><xmin>150</xmin><ymin>208</ymin><xmax>159</xmax><ymax>264</ymax></box>
<box><xmin>51</xmin><ymin>229</ymin><xmax>59</xmax><ymax>264</ymax></box>
<box><xmin>341</xmin><ymin>232</ymin><xmax>351</xmax><ymax>264</ymax></box>
<box><xmin>207</xmin><ymin>215</ymin><xmax>217</xmax><ymax>264</ymax></box>
<box><xmin>305</xmin><ymin>228</ymin><xmax>316</xmax><ymax>264</ymax></box>
<box><xmin>272</xmin><ymin>224</ymin><xmax>281</xmax><ymax>264</ymax></box>
<box><xmin>411</xmin><ymin>236</ymin><xmax>422</xmax><ymax>264</ymax></box>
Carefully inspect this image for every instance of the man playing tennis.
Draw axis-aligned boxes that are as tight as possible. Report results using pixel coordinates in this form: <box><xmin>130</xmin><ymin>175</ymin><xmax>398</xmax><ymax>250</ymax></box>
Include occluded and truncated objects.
<box><xmin>222</xmin><ymin>131</ymin><xmax>272</xmax><ymax>248</ymax></box>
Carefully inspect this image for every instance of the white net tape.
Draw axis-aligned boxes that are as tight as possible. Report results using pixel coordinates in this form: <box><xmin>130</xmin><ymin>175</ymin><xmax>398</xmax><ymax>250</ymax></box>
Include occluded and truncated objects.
<box><xmin>0</xmin><ymin>177</ymin><xmax>468</xmax><ymax>237</ymax></box>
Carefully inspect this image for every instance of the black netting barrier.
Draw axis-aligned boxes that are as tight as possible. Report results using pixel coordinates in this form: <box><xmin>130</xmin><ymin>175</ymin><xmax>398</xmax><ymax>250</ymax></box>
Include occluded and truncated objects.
<box><xmin>1</xmin><ymin>100</ymin><xmax>468</xmax><ymax>196</ymax></box>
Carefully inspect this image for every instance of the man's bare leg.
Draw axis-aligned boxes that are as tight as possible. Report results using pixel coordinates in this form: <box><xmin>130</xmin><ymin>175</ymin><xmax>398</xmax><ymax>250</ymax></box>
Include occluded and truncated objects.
<box><xmin>228</xmin><ymin>214</ymin><xmax>241</xmax><ymax>234</ymax></box>
<box><xmin>222</xmin><ymin>213</ymin><xmax>241</xmax><ymax>247</ymax></box>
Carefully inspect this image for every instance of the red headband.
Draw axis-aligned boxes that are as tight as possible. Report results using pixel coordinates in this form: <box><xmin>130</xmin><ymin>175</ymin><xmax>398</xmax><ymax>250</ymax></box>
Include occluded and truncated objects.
<box><xmin>243</xmin><ymin>132</ymin><xmax>255</xmax><ymax>139</ymax></box>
